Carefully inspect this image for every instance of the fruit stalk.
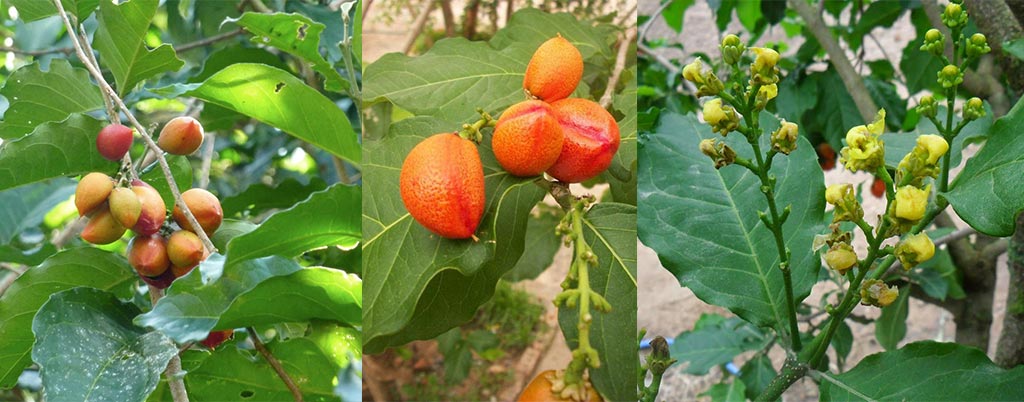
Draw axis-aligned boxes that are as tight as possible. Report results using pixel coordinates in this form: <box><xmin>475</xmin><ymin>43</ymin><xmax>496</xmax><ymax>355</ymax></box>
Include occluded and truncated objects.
<box><xmin>52</xmin><ymin>0</ymin><xmax>216</xmax><ymax>256</ymax></box>
<box><xmin>148</xmin><ymin>287</ymin><xmax>189</xmax><ymax>402</ymax></box>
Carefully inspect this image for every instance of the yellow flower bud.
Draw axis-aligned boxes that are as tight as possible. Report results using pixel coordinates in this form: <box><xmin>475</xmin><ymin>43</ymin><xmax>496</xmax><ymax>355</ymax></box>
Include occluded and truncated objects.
<box><xmin>771</xmin><ymin>119</ymin><xmax>798</xmax><ymax>154</ymax></box>
<box><xmin>825</xmin><ymin>243</ymin><xmax>858</xmax><ymax>274</ymax></box>
<box><xmin>751</xmin><ymin>47</ymin><xmax>779</xmax><ymax>71</ymax></box>
<box><xmin>861</xmin><ymin>279</ymin><xmax>899</xmax><ymax>308</ymax></box>
<box><xmin>825</xmin><ymin>184</ymin><xmax>849</xmax><ymax>205</ymax></box>
<box><xmin>895</xmin><ymin>233</ymin><xmax>936</xmax><ymax>269</ymax></box>
<box><xmin>840</xmin><ymin>109</ymin><xmax>887</xmax><ymax>172</ymax></box>
<box><xmin>683</xmin><ymin>59</ymin><xmax>704</xmax><ymax>84</ymax></box>
<box><xmin>703</xmin><ymin>98</ymin><xmax>726</xmax><ymax>125</ymax></box>
<box><xmin>894</xmin><ymin>185</ymin><xmax>928</xmax><ymax>221</ymax></box>
<box><xmin>916</xmin><ymin>134</ymin><xmax>948</xmax><ymax>165</ymax></box>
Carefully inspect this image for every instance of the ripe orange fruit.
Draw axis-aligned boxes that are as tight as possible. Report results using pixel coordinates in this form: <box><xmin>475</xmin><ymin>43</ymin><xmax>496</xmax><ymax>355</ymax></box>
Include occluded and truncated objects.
<box><xmin>167</xmin><ymin>230</ymin><xmax>204</xmax><ymax>268</ymax></box>
<box><xmin>399</xmin><ymin>133</ymin><xmax>485</xmax><ymax>239</ymax></box>
<box><xmin>130</xmin><ymin>180</ymin><xmax>166</xmax><ymax>236</ymax></box>
<box><xmin>109</xmin><ymin>187</ymin><xmax>142</xmax><ymax>228</ymax></box>
<box><xmin>75</xmin><ymin>172</ymin><xmax>114</xmax><ymax>216</ymax></box>
<box><xmin>172</xmin><ymin>188</ymin><xmax>223</xmax><ymax>236</ymax></box>
<box><xmin>157</xmin><ymin>116</ymin><xmax>204</xmax><ymax>155</ymax></box>
<box><xmin>523</xmin><ymin>35</ymin><xmax>583</xmax><ymax>102</ymax></box>
<box><xmin>546</xmin><ymin>98</ymin><xmax>620</xmax><ymax>183</ymax></box>
<box><xmin>517</xmin><ymin>370</ymin><xmax>603</xmax><ymax>402</ymax></box>
<box><xmin>493</xmin><ymin>100</ymin><xmax>564</xmax><ymax>177</ymax></box>
<box><xmin>127</xmin><ymin>235</ymin><xmax>171</xmax><ymax>277</ymax></box>
<box><xmin>81</xmin><ymin>205</ymin><xmax>127</xmax><ymax>245</ymax></box>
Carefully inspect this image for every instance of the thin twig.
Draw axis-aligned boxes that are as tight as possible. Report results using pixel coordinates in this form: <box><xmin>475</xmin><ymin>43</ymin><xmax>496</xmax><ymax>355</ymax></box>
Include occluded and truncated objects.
<box><xmin>175</xmin><ymin>29</ymin><xmax>245</xmax><ymax>53</ymax></box>
<box><xmin>615</xmin><ymin>3</ymin><xmax>638</xmax><ymax>28</ymax></box>
<box><xmin>331</xmin><ymin>156</ymin><xmax>351</xmax><ymax>184</ymax></box>
<box><xmin>639</xmin><ymin>0</ymin><xmax>673</xmax><ymax>43</ymax></box>
<box><xmin>53</xmin><ymin>0</ymin><xmax>216</xmax><ymax>255</ymax></box>
<box><xmin>403</xmin><ymin>0</ymin><xmax>435</xmax><ymax>54</ymax></box>
<box><xmin>599</xmin><ymin>27</ymin><xmax>636</xmax><ymax>109</ymax></box>
<box><xmin>148</xmin><ymin>287</ymin><xmax>190</xmax><ymax>402</ymax></box>
<box><xmin>247</xmin><ymin>327</ymin><xmax>303</xmax><ymax>401</ymax></box>
<box><xmin>637</xmin><ymin>42</ymin><xmax>680</xmax><ymax>75</ymax></box>
<box><xmin>0</xmin><ymin>46</ymin><xmax>74</xmax><ymax>56</ymax></box>
<box><xmin>52</xmin><ymin>217</ymin><xmax>87</xmax><ymax>248</ymax></box>
<box><xmin>198</xmin><ymin>131</ymin><xmax>215</xmax><ymax>190</ymax></box>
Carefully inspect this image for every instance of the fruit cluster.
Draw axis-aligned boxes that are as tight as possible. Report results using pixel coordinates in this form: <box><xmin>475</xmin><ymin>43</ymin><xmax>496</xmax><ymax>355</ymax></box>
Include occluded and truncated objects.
<box><xmin>76</xmin><ymin>117</ymin><xmax>220</xmax><ymax>289</ymax></box>
<box><xmin>399</xmin><ymin>35</ymin><xmax>621</xmax><ymax>239</ymax></box>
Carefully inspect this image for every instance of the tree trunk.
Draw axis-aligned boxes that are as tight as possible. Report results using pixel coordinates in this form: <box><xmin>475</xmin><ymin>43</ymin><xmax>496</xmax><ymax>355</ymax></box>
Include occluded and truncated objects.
<box><xmin>464</xmin><ymin>0</ymin><xmax>481</xmax><ymax>39</ymax></box>
<box><xmin>965</xmin><ymin>0</ymin><xmax>1024</xmax><ymax>91</ymax></box>
<box><xmin>439</xmin><ymin>0</ymin><xmax>456</xmax><ymax>37</ymax></box>
<box><xmin>996</xmin><ymin>215</ymin><xmax>1024</xmax><ymax>367</ymax></box>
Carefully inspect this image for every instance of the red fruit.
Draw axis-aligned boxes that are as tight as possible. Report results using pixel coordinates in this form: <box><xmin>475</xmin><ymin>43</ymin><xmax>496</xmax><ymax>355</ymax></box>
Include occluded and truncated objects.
<box><xmin>517</xmin><ymin>370</ymin><xmax>602</xmax><ymax>402</ymax></box>
<box><xmin>871</xmin><ymin>177</ymin><xmax>886</xmax><ymax>198</ymax></box>
<box><xmin>493</xmin><ymin>100</ymin><xmax>564</xmax><ymax>177</ymax></box>
<box><xmin>96</xmin><ymin>124</ymin><xmax>133</xmax><ymax>161</ymax></box>
<box><xmin>399</xmin><ymin>133</ymin><xmax>485</xmax><ymax>239</ymax></box>
<box><xmin>80</xmin><ymin>205</ymin><xmax>127</xmax><ymax>245</ymax></box>
<box><xmin>817</xmin><ymin>142</ymin><xmax>837</xmax><ymax>171</ymax></box>
<box><xmin>127</xmin><ymin>235</ymin><xmax>171</xmax><ymax>277</ymax></box>
<box><xmin>523</xmin><ymin>35</ymin><xmax>584</xmax><ymax>102</ymax></box>
<box><xmin>140</xmin><ymin>269</ymin><xmax>176</xmax><ymax>289</ymax></box>
<box><xmin>546</xmin><ymin>98</ymin><xmax>620</xmax><ymax>183</ymax></box>
<box><xmin>131</xmin><ymin>182</ymin><xmax>166</xmax><ymax>236</ymax></box>
<box><xmin>200</xmin><ymin>329</ymin><xmax>234</xmax><ymax>349</ymax></box>
<box><xmin>167</xmin><ymin>230</ymin><xmax>204</xmax><ymax>268</ymax></box>
<box><xmin>172</xmin><ymin>188</ymin><xmax>223</xmax><ymax>235</ymax></box>
<box><xmin>75</xmin><ymin>172</ymin><xmax>114</xmax><ymax>216</ymax></box>
<box><xmin>157</xmin><ymin>116</ymin><xmax>204</xmax><ymax>155</ymax></box>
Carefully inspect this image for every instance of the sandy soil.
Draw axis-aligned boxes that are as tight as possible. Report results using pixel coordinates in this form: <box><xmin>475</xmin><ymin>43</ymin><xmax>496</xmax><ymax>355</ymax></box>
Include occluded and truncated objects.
<box><xmin>637</xmin><ymin>1</ymin><xmax>1010</xmax><ymax>401</ymax></box>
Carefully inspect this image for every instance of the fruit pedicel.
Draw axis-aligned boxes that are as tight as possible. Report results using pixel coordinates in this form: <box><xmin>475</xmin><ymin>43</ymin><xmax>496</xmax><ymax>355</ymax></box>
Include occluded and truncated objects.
<box><xmin>400</xmin><ymin>35</ymin><xmax>620</xmax><ymax>242</ymax></box>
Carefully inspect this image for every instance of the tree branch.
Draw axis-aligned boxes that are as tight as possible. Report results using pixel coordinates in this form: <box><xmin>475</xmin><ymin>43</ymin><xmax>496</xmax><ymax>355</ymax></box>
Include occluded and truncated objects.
<box><xmin>599</xmin><ymin>27</ymin><xmax>636</xmax><ymax>109</ymax></box>
<box><xmin>789</xmin><ymin>0</ymin><xmax>878</xmax><ymax>123</ymax></box>
<box><xmin>247</xmin><ymin>327</ymin><xmax>303</xmax><ymax>401</ymax></box>
<box><xmin>175</xmin><ymin>29</ymin><xmax>245</xmax><ymax>53</ymax></box>
<box><xmin>148</xmin><ymin>287</ymin><xmax>189</xmax><ymax>402</ymax></box>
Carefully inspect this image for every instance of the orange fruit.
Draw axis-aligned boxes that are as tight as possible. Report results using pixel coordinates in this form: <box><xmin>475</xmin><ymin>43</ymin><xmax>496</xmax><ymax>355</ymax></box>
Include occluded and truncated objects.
<box><xmin>517</xmin><ymin>370</ymin><xmax>603</xmax><ymax>402</ymax></box>
<box><xmin>157</xmin><ymin>116</ymin><xmax>204</xmax><ymax>155</ymax></box>
<box><xmin>493</xmin><ymin>100</ymin><xmax>564</xmax><ymax>176</ymax></box>
<box><xmin>546</xmin><ymin>98</ymin><xmax>620</xmax><ymax>183</ymax></box>
<box><xmin>81</xmin><ymin>205</ymin><xmax>127</xmax><ymax>245</ymax></box>
<box><xmin>399</xmin><ymin>133</ymin><xmax>485</xmax><ymax>239</ymax></box>
<box><xmin>523</xmin><ymin>35</ymin><xmax>583</xmax><ymax>102</ymax></box>
<box><xmin>130</xmin><ymin>180</ymin><xmax>166</xmax><ymax>236</ymax></box>
<box><xmin>127</xmin><ymin>235</ymin><xmax>171</xmax><ymax>277</ymax></box>
<box><xmin>74</xmin><ymin>172</ymin><xmax>114</xmax><ymax>216</ymax></box>
<box><xmin>172</xmin><ymin>188</ymin><xmax>223</xmax><ymax>236</ymax></box>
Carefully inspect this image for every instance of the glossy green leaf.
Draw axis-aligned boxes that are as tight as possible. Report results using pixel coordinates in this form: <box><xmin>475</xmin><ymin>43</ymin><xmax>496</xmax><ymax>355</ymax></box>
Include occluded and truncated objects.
<box><xmin>900</xmin><ymin>36</ymin><xmax>944</xmax><ymax>95</ymax></box>
<box><xmin>226</xmin><ymin>184</ymin><xmax>360</xmax><ymax>266</ymax></box>
<box><xmin>32</xmin><ymin>288</ymin><xmax>177</xmax><ymax>402</ymax></box>
<box><xmin>93</xmin><ymin>0</ymin><xmax>184</xmax><ymax>96</ymax></box>
<box><xmin>0</xmin><ymin>114</ymin><xmax>113</xmax><ymax>192</ymax></box>
<box><xmin>0</xmin><ymin>244</ymin><xmax>57</xmax><ymax>265</ymax></box>
<box><xmin>557</xmin><ymin>203</ymin><xmax>637</xmax><ymax>401</ymax></box>
<box><xmin>503</xmin><ymin>208</ymin><xmax>562</xmax><ymax>282</ymax></box>
<box><xmin>9</xmin><ymin>0</ymin><xmax>98</xmax><ymax>22</ymax></box>
<box><xmin>187</xmin><ymin>46</ymin><xmax>288</xmax><ymax>84</ymax></box>
<box><xmin>362</xmin><ymin>117</ymin><xmax>545</xmax><ymax>353</ymax></box>
<box><xmin>212</xmin><ymin>267</ymin><xmax>362</xmax><ymax>330</ymax></box>
<box><xmin>186</xmin><ymin>63</ymin><xmax>360</xmax><ymax>165</ymax></box>
<box><xmin>638</xmin><ymin>112</ymin><xmax>825</xmax><ymax>330</ymax></box>
<box><xmin>946</xmin><ymin>98</ymin><xmax>1024</xmax><ymax>236</ymax></box>
<box><xmin>489</xmin><ymin>8</ymin><xmax>614</xmax><ymax>62</ymax></box>
<box><xmin>0</xmin><ymin>178</ymin><xmax>74</xmax><ymax>244</ymax></box>
<box><xmin>700</xmin><ymin>379</ymin><xmax>746</xmax><ymax>402</ymax></box>
<box><xmin>0</xmin><ymin>248</ymin><xmax>136</xmax><ymax>388</ymax></box>
<box><xmin>230</xmin><ymin>12</ymin><xmax>347</xmax><ymax>93</ymax></box>
<box><xmin>184</xmin><ymin>337</ymin><xmax>340</xmax><ymax>401</ymax></box>
<box><xmin>221</xmin><ymin>178</ymin><xmax>328</xmax><ymax>217</ymax></box>
<box><xmin>0</xmin><ymin>60</ymin><xmax>105</xmax><ymax>139</ymax></box>
<box><xmin>875</xmin><ymin>284</ymin><xmax>910</xmax><ymax>351</ymax></box>
<box><xmin>603</xmin><ymin>72</ymin><xmax>638</xmax><ymax>205</ymax></box>
<box><xmin>819</xmin><ymin>341</ymin><xmax>1024</xmax><ymax>400</ymax></box>
<box><xmin>669</xmin><ymin>314</ymin><xmax>770</xmax><ymax>375</ymax></box>
<box><xmin>135</xmin><ymin>255</ymin><xmax>303</xmax><ymax>343</ymax></box>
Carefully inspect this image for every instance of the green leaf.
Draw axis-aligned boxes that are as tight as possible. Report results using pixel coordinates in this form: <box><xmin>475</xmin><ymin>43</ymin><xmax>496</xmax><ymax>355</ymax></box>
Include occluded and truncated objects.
<box><xmin>812</xmin><ymin>68</ymin><xmax>863</xmax><ymax>150</ymax></box>
<box><xmin>230</xmin><ymin>12</ymin><xmax>348</xmax><ymax>93</ymax></box>
<box><xmin>186</xmin><ymin>63</ymin><xmax>360</xmax><ymax>166</ymax></box>
<box><xmin>849</xmin><ymin>1</ymin><xmax>903</xmax><ymax>50</ymax></box>
<box><xmin>558</xmin><ymin>203</ymin><xmax>638</xmax><ymax>401</ymax></box>
<box><xmin>0</xmin><ymin>244</ymin><xmax>57</xmax><ymax>265</ymax></box>
<box><xmin>134</xmin><ymin>255</ymin><xmax>303</xmax><ymax>343</ymax></box>
<box><xmin>0</xmin><ymin>114</ymin><xmax>113</xmax><ymax>191</ymax></box>
<box><xmin>0</xmin><ymin>248</ymin><xmax>136</xmax><ymax>388</ymax></box>
<box><xmin>184</xmin><ymin>337</ymin><xmax>341</xmax><ymax>401</ymax></box>
<box><xmin>760</xmin><ymin>0</ymin><xmax>785</xmax><ymax>25</ymax></box>
<box><xmin>669</xmin><ymin>314</ymin><xmax>770</xmax><ymax>375</ymax></box>
<box><xmin>0</xmin><ymin>60</ymin><xmax>105</xmax><ymax>139</ymax></box>
<box><xmin>187</xmin><ymin>45</ymin><xmax>289</xmax><ymax>84</ymax></box>
<box><xmin>864</xmin><ymin>77</ymin><xmax>906</xmax><ymax>130</ymax></box>
<box><xmin>32</xmin><ymin>287</ymin><xmax>177</xmax><ymax>402</ymax></box>
<box><xmin>700</xmin><ymin>378</ymin><xmax>747</xmax><ymax>402</ymax></box>
<box><xmin>308</xmin><ymin>322</ymin><xmax>361</xmax><ymax>369</ymax></box>
<box><xmin>661</xmin><ymin>0</ymin><xmax>695</xmax><ymax>33</ymax></box>
<box><xmin>739</xmin><ymin>355</ymin><xmax>775</xmax><ymax>400</ymax></box>
<box><xmin>93</xmin><ymin>0</ymin><xmax>184</xmax><ymax>96</ymax></box>
<box><xmin>212</xmin><ymin>267</ymin><xmax>362</xmax><ymax>330</ymax></box>
<box><xmin>947</xmin><ymin>98</ymin><xmax>1024</xmax><ymax>236</ymax></box>
<box><xmin>489</xmin><ymin>8</ymin><xmax>614</xmax><ymax>63</ymax></box>
<box><xmin>503</xmin><ymin>208</ymin><xmax>562</xmax><ymax>282</ymax></box>
<box><xmin>909</xmin><ymin>244</ymin><xmax>964</xmax><ymax>301</ymax></box>
<box><xmin>831</xmin><ymin>319</ymin><xmax>854</xmax><ymax>362</ymax></box>
<box><xmin>9</xmin><ymin>0</ymin><xmax>98</xmax><ymax>22</ymax></box>
<box><xmin>221</xmin><ymin>178</ymin><xmax>328</xmax><ymax>217</ymax></box>
<box><xmin>211</xmin><ymin>220</ymin><xmax>258</xmax><ymax>251</ymax></box>
<box><xmin>0</xmin><ymin>178</ymin><xmax>74</xmax><ymax>244</ymax></box>
<box><xmin>603</xmin><ymin>73</ymin><xmax>638</xmax><ymax>205</ymax></box>
<box><xmin>900</xmin><ymin>36</ymin><xmax>944</xmax><ymax>95</ymax></box>
<box><xmin>140</xmin><ymin>155</ymin><xmax>193</xmax><ymax>209</ymax></box>
<box><xmin>1004</xmin><ymin>38</ymin><xmax>1024</xmax><ymax>61</ymax></box>
<box><xmin>819</xmin><ymin>341</ymin><xmax>1024</xmax><ymax>400</ymax></box>
<box><xmin>638</xmin><ymin>112</ymin><xmax>825</xmax><ymax>329</ymax></box>
<box><xmin>363</xmin><ymin>38</ymin><xmax>526</xmax><ymax>123</ymax></box>
<box><xmin>362</xmin><ymin>117</ymin><xmax>545</xmax><ymax>353</ymax></box>
<box><xmin>875</xmin><ymin>284</ymin><xmax>910</xmax><ymax>350</ymax></box>
<box><xmin>226</xmin><ymin>184</ymin><xmax>360</xmax><ymax>266</ymax></box>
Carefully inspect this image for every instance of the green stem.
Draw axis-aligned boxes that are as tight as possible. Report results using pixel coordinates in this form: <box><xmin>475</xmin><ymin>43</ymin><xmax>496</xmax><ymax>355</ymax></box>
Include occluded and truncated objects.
<box><xmin>560</xmin><ymin>198</ymin><xmax>601</xmax><ymax>393</ymax></box>
<box><xmin>340</xmin><ymin>9</ymin><xmax>361</xmax><ymax>111</ymax></box>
